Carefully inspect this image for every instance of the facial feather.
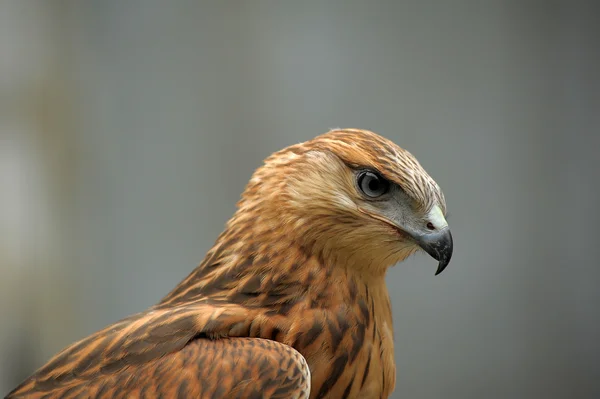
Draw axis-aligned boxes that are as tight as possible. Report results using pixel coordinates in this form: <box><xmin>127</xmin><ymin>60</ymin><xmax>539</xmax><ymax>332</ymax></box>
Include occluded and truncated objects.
<box><xmin>227</xmin><ymin>128</ymin><xmax>447</xmax><ymax>274</ymax></box>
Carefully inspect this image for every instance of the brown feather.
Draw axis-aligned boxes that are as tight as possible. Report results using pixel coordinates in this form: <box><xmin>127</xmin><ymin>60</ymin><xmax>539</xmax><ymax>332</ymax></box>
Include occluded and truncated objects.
<box><xmin>6</xmin><ymin>129</ymin><xmax>447</xmax><ymax>399</ymax></box>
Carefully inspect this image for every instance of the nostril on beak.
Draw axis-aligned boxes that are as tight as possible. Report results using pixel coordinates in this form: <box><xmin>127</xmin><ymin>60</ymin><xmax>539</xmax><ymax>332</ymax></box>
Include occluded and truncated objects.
<box><xmin>426</xmin><ymin>222</ymin><xmax>435</xmax><ymax>230</ymax></box>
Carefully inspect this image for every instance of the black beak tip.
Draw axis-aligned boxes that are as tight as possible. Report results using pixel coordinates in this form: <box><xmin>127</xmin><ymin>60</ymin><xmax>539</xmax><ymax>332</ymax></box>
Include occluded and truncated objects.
<box><xmin>417</xmin><ymin>228</ymin><xmax>453</xmax><ymax>276</ymax></box>
<box><xmin>435</xmin><ymin>260</ymin><xmax>449</xmax><ymax>276</ymax></box>
<box><xmin>434</xmin><ymin>233</ymin><xmax>452</xmax><ymax>275</ymax></box>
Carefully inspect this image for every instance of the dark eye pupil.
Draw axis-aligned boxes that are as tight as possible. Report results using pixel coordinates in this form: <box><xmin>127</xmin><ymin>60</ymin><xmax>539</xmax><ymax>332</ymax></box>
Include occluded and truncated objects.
<box><xmin>368</xmin><ymin>179</ymin><xmax>380</xmax><ymax>192</ymax></box>
<box><xmin>358</xmin><ymin>171</ymin><xmax>389</xmax><ymax>198</ymax></box>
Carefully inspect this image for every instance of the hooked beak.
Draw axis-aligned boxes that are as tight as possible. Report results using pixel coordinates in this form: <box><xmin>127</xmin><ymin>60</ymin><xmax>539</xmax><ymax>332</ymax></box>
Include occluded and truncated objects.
<box><xmin>415</xmin><ymin>227</ymin><xmax>453</xmax><ymax>275</ymax></box>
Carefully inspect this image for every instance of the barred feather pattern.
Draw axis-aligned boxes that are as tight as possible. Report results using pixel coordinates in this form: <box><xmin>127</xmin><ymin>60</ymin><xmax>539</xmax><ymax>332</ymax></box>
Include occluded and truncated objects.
<box><xmin>6</xmin><ymin>129</ymin><xmax>447</xmax><ymax>399</ymax></box>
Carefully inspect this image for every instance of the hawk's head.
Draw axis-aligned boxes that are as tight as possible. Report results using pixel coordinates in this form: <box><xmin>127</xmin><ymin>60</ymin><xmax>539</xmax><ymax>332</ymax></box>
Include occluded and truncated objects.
<box><xmin>239</xmin><ymin>128</ymin><xmax>452</xmax><ymax>276</ymax></box>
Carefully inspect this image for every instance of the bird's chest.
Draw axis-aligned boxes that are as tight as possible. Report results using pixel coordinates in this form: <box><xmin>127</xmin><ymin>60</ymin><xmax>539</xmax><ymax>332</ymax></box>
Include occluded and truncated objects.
<box><xmin>354</xmin><ymin>320</ymin><xmax>396</xmax><ymax>398</ymax></box>
<box><xmin>297</xmin><ymin>308</ymin><xmax>396</xmax><ymax>399</ymax></box>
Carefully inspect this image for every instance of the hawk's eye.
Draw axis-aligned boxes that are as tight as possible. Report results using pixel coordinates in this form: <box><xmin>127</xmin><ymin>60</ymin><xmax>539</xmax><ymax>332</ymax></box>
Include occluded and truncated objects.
<box><xmin>357</xmin><ymin>171</ymin><xmax>390</xmax><ymax>198</ymax></box>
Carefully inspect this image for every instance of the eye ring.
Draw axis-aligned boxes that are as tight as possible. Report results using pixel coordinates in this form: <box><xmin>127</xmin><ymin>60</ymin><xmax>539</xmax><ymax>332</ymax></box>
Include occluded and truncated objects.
<box><xmin>357</xmin><ymin>170</ymin><xmax>390</xmax><ymax>198</ymax></box>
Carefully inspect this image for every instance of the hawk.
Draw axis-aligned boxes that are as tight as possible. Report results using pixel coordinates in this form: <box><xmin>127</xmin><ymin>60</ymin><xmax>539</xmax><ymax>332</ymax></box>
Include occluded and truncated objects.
<box><xmin>6</xmin><ymin>129</ymin><xmax>452</xmax><ymax>399</ymax></box>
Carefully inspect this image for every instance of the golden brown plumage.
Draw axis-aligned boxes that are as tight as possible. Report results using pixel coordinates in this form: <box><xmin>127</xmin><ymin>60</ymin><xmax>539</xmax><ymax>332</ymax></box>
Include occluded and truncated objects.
<box><xmin>6</xmin><ymin>128</ymin><xmax>452</xmax><ymax>399</ymax></box>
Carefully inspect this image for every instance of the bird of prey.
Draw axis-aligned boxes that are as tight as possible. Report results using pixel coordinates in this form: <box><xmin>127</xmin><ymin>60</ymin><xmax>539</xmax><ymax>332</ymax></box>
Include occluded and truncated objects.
<box><xmin>6</xmin><ymin>129</ymin><xmax>452</xmax><ymax>399</ymax></box>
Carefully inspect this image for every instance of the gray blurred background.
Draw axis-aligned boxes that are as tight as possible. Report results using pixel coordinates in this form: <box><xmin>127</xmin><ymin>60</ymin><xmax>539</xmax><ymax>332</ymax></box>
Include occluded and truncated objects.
<box><xmin>1</xmin><ymin>1</ymin><xmax>599</xmax><ymax>398</ymax></box>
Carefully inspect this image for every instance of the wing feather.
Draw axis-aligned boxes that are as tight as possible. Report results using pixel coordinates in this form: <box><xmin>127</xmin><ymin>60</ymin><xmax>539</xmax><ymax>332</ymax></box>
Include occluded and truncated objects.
<box><xmin>8</xmin><ymin>337</ymin><xmax>309</xmax><ymax>398</ymax></box>
<box><xmin>5</xmin><ymin>302</ymin><xmax>300</xmax><ymax>398</ymax></box>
